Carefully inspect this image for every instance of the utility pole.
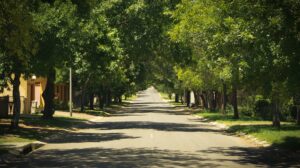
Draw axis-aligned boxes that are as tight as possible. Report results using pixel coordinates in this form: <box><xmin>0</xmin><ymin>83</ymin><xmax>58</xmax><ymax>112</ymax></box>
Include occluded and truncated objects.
<box><xmin>69</xmin><ymin>67</ymin><xmax>72</xmax><ymax>117</ymax></box>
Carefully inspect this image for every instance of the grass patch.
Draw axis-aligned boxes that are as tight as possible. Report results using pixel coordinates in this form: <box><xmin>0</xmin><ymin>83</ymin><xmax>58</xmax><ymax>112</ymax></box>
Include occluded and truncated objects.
<box><xmin>197</xmin><ymin>111</ymin><xmax>300</xmax><ymax>151</ymax></box>
<box><xmin>110</xmin><ymin>102</ymin><xmax>130</xmax><ymax>108</ymax></box>
<box><xmin>125</xmin><ymin>94</ymin><xmax>137</xmax><ymax>101</ymax></box>
<box><xmin>228</xmin><ymin>124</ymin><xmax>300</xmax><ymax>151</ymax></box>
<box><xmin>75</xmin><ymin>109</ymin><xmax>110</xmax><ymax>116</ymax></box>
<box><xmin>170</xmin><ymin>101</ymin><xmax>185</xmax><ymax>106</ymax></box>
<box><xmin>159</xmin><ymin>92</ymin><xmax>186</xmax><ymax>107</ymax></box>
<box><xmin>21</xmin><ymin>114</ymin><xmax>86</xmax><ymax>129</ymax></box>
<box><xmin>199</xmin><ymin>112</ymin><xmax>270</xmax><ymax>126</ymax></box>
<box><xmin>0</xmin><ymin>135</ymin><xmax>34</xmax><ymax>144</ymax></box>
<box><xmin>0</xmin><ymin>114</ymin><xmax>87</xmax><ymax>144</ymax></box>
<box><xmin>74</xmin><ymin>104</ymin><xmax>126</xmax><ymax>116</ymax></box>
<box><xmin>159</xmin><ymin>92</ymin><xmax>172</xmax><ymax>101</ymax></box>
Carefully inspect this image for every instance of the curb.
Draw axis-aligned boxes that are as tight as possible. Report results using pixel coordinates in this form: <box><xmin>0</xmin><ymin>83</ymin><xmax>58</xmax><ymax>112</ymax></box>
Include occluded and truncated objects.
<box><xmin>1</xmin><ymin>141</ymin><xmax>46</xmax><ymax>156</ymax></box>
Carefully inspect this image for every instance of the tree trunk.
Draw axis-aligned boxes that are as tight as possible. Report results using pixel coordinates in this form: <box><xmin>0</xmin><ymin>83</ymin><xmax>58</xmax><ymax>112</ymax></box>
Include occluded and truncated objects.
<box><xmin>272</xmin><ymin>101</ymin><xmax>281</xmax><ymax>128</ymax></box>
<box><xmin>297</xmin><ymin>107</ymin><xmax>300</xmax><ymax>125</ymax></box>
<box><xmin>114</xmin><ymin>97</ymin><xmax>118</xmax><ymax>103</ymax></box>
<box><xmin>186</xmin><ymin>90</ymin><xmax>191</xmax><ymax>107</ymax></box>
<box><xmin>103</xmin><ymin>92</ymin><xmax>107</xmax><ymax>106</ymax></box>
<box><xmin>194</xmin><ymin>91</ymin><xmax>200</xmax><ymax>107</ymax></box>
<box><xmin>232</xmin><ymin>85</ymin><xmax>239</xmax><ymax>119</ymax></box>
<box><xmin>80</xmin><ymin>89</ymin><xmax>85</xmax><ymax>112</ymax></box>
<box><xmin>175</xmin><ymin>93</ymin><xmax>179</xmax><ymax>103</ymax></box>
<box><xmin>222</xmin><ymin>82</ymin><xmax>227</xmax><ymax>114</ymax></box>
<box><xmin>118</xmin><ymin>95</ymin><xmax>122</xmax><ymax>103</ymax></box>
<box><xmin>89</xmin><ymin>93</ymin><xmax>94</xmax><ymax>110</ymax></box>
<box><xmin>180</xmin><ymin>94</ymin><xmax>184</xmax><ymax>104</ymax></box>
<box><xmin>211</xmin><ymin>91</ymin><xmax>217</xmax><ymax>111</ymax></box>
<box><xmin>232</xmin><ymin>61</ymin><xmax>239</xmax><ymax>119</ymax></box>
<box><xmin>205</xmin><ymin>91</ymin><xmax>211</xmax><ymax>109</ymax></box>
<box><xmin>200</xmin><ymin>93</ymin><xmax>208</xmax><ymax>109</ymax></box>
<box><xmin>10</xmin><ymin>73</ymin><xmax>21</xmax><ymax>128</ymax></box>
<box><xmin>99</xmin><ymin>94</ymin><xmax>104</xmax><ymax>109</ymax></box>
<box><xmin>168</xmin><ymin>93</ymin><xmax>172</xmax><ymax>100</ymax></box>
<box><xmin>84</xmin><ymin>95</ymin><xmax>89</xmax><ymax>106</ymax></box>
<box><xmin>107</xmin><ymin>90</ymin><xmax>111</xmax><ymax>106</ymax></box>
<box><xmin>42</xmin><ymin>68</ymin><xmax>55</xmax><ymax>119</ymax></box>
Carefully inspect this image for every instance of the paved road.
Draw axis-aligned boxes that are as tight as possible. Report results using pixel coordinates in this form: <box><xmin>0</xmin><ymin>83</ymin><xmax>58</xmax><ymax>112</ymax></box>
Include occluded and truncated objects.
<box><xmin>7</xmin><ymin>87</ymin><xmax>300</xmax><ymax>167</ymax></box>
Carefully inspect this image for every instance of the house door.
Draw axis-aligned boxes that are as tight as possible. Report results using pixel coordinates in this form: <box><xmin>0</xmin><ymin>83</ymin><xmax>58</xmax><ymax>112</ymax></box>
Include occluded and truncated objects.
<box><xmin>34</xmin><ymin>83</ymin><xmax>41</xmax><ymax>107</ymax></box>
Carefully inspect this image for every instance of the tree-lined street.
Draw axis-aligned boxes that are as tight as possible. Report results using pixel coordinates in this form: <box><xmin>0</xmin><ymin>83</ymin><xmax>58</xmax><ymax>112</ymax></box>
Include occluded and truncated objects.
<box><xmin>2</xmin><ymin>87</ymin><xmax>298</xmax><ymax>167</ymax></box>
<box><xmin>1</xmin><ymin>0</ymin><xmax>300</xmax><ymax>167</ymax></box>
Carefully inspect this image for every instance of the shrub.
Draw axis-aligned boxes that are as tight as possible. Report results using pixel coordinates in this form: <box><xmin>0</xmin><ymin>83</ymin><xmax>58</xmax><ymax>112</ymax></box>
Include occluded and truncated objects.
<box><xmin>240</xmin><ymin>106</ymin><xmax>252</xmax><ymax>117</ymax></box>
<box><xmin>254</xmin><ymin>98</ymin><xmax>271</xmax><ymax>120</ymax></box>
<box><xmin>290</xmin><ymin>106</ymin><xmax>298</xmax><ymax>119</ymax></box>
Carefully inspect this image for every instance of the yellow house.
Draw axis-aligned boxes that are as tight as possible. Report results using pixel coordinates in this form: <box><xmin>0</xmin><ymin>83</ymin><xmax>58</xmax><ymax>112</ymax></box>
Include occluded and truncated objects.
<box><xmin>0</xmin><ymin>75</ymin><xmax>69</xmax><ymax>114</ymax></box>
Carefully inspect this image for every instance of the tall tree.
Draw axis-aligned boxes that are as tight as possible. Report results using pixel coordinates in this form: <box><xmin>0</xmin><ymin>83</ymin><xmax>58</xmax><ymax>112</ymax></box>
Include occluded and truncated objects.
<box><xmin>0</xmin><ymin>0</ymin><xmax>37</xmax><ymax>128</ymax></box>
<box><xmin>32</xmin><ymin>0</ymin><xmax>77</xmax><ymax>118</ymax></box>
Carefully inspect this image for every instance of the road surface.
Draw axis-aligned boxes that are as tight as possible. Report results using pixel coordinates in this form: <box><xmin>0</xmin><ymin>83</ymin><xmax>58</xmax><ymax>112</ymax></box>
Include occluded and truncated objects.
<box><xmin>7</xmin><ymin>87</ymin><xmax>300</xmax><ymax>167</ymax></box>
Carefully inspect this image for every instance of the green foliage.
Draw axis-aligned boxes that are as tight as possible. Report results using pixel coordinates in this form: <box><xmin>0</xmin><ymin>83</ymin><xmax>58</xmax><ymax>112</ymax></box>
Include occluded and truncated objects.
<box><xmin>254</xmin><ymin>98</ymin><xmax>271</xmax><ymax>120</ymax></box>
<box><xmin>31</xmin><ymin>0</ymin><xmax>78</xmax><ymax>75</ymax></box>
<box><xmin>1</xmin><ymin>0</ymin><xmax>300</xmax><ymax>125</ymax></box>
<box><xmin>0</xmin><ymin>0</ymin><xmax>37</xmax><ymax>83</ymax></box>
<box><xmin>165</xmin><ymin>0</ymin><xmax>300</xmax><ymax>124</ymax></box>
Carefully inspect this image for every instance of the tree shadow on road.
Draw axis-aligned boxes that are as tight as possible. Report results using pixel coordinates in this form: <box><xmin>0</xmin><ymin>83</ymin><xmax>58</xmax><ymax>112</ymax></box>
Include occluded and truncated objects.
<box><xmin>8</xmin><ymin>146</ymin><xmax>299</xmax><ymax>168</ymax></box>
<box><xmin>45</xmin><ymin>132</ymin><xmax>139</xmax><ymax>143</ymax></box>
<box><xmin>3</xmin><ymin>146</ymin><xmax>300</xmax><ymax>167</ymax></box>
<box><xmin>87</xmin><ymin>121</ymin><xmax>223</xmax><ymax>133</ymax></box>
<box><xmin>7</xmin><ymin>148</ymin><xmax>220</xmax><ymax>168</ymax></box>
<box><xmin>198</xmin><ymin>146</ymin><xmax>300</xmax><ymax>167</ymax></box>
<box><xmin>112</xmin><ymin>103</ymin><xmax>191</xmax><ymax>116</ymax></box>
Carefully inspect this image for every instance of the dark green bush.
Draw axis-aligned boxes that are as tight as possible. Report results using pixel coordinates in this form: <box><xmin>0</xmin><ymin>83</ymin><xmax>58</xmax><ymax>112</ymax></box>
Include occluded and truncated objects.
<box><xmin>240</xmin><ymin>106</ymin><xmax>252</xmax><ymax>117</ymax></box>
<box><xmin>254</xmin><ymin>99</ymin><xmax>271</xmax><ymax>120</ymax></box>
<box><xmin>289</xmin><ymin>105</ymin><xmax>298</xmax><ymax>120</ymax></box>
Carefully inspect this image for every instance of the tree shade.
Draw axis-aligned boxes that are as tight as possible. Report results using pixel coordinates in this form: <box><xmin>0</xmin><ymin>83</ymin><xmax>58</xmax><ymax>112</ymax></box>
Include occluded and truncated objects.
<box><xmin>0</xmin><ymin>0</ymin><xmax>299</xmax><ymax>127</ymax></box>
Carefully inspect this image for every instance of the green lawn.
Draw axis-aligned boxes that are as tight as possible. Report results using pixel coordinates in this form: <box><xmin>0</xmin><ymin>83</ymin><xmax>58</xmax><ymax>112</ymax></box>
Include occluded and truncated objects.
<box><xmin>159</xmin><ymin>92</ymin><xmax>186</xmax><ymax>107</ymax></box>
<box><xmin>199</xmin><ymin>112</ymin><xmax>271</xmax><ymax>125</ymax></box>
<box><xmin>159</xmin><ymin>92</ymin><xmax>171</xmax><ymax>100</ymax></box>
<box><xmin>22</xmin><ymin>114</ymin><xmax>86</xmax><ymax>128</ymax></box>
<box><xmin>197</xmin><ymin>111</ymin><xmax>300</xmax><ymax>151</ymax></box>
<box><xmin>75</xmin><ymin>109</ymin><xmax>110</xmax><ymax>116</ymax></box>
<box><xmin>0</xmin><ymin>115</ymin><xmax>87</xmax><ymax>144</ymax></box>
<box><xmin>125</xmin><ymin>94</ymin><xmax>137</xmax><ymax>101</ymax></box>
<box><xmin>0</xmin><ymin>135</ymin><xmax>34</xmax><ymax>144</ymax></box>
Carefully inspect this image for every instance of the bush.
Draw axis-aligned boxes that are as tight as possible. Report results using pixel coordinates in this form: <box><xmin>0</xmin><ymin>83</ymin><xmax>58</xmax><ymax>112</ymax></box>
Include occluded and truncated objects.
<box><xmin>280</xmin><ymin>99</ymin><xmax>297</xmax><ymax>121</ymax></box>
<box><xmin>240</xmin><ymin>106</ymin><xmax>252</xmax><ymax>117</ymax></box>
<box><xmin>254</xmin><ymin>99</ymin><xmax>271</xmax><ymax>120</ymax></box>
<box><xmin>290</xmin><ymin>106</ymin><xmax>298</xmax><ymax>119</ymax></box>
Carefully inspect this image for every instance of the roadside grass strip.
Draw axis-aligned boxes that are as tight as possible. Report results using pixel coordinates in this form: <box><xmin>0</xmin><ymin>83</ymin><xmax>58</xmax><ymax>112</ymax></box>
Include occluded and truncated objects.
<box><xmin>197</xmin><ymin>112</ymin><xmax>300</xmax><ymax>151</ymax></box>
<box><xmin>0</xmin><ymin>115</ymin><xmax>87</xmax><ymax>144</ymax></box>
